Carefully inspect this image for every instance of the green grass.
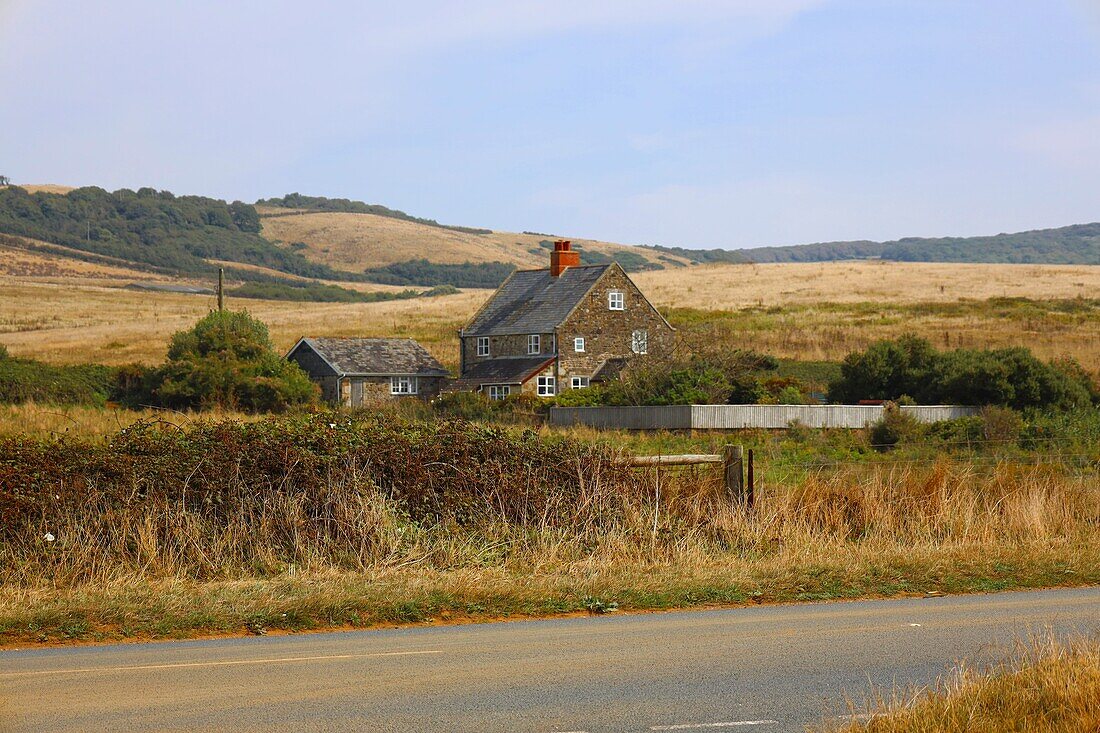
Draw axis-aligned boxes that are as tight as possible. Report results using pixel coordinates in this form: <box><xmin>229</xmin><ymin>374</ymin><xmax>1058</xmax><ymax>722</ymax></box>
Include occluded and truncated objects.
<box><xmin>3</xmin><ymin>544</ymin><xmax>1096</xmax><ymax>646</ymax></box>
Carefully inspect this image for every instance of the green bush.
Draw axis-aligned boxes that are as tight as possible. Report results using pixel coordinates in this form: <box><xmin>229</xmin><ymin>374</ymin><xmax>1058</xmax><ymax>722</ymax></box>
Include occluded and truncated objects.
<box><xmin>147</xmin><ymin>310</ymin><xmax>317</xmax><ymax>412</ymax></box>
<box><xmin>0</xmin><ymin>354</ymin><xmax>116</xmax><ymax>406</ymax></box>
<box><xmin>830</xmin><ymin>335</ymin><xmax>1097</xmax><ymax>411</ymax></box>
<box><xmin>431</xmin><ymin>391</ymin><xmax>494</xmax><ymax>421</ymax></box>
<box><xmin>869</xmin><ymin>403</ymin><xmax>926</xmax><ymax>449</ymax></box>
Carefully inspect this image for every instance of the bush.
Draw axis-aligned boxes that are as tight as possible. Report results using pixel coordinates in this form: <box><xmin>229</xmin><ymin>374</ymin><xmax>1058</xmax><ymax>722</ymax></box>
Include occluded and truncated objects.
<box><xmin>830</xmin><ymin>335</ymin><xmax>1097</xmax><ymax>411</ymax></box>
<box><xmin>0</xmin><ymin>355</ymin><xmax>116</xmax><ymax>406</ymax></box>
<box><xmin>601</xmin><ymin>351</ymin><xmax>776</xmax><ymax>406</ymax></box>
<box><xmin>431</xmin><ymin>391</ymin><xmax>494</xmax><ymax>421</ymax></box>
<box><xmin>869</xmin><ymin>403</ymin><xmax>926</xmax><ymax>450</ymax></box>
<box><xmin>147</xmin><ymin>310</ymin><xmax>317</xmax><ymax>412</ymax></box>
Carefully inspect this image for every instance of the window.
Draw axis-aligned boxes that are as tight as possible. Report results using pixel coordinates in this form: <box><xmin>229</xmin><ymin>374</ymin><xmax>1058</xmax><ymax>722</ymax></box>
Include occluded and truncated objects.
<box><xmin>390</xmin><ymin>376</ymin><xmax>418</xmax><ymax>395</ymax></box>
<box><xmin>486</xmin><ymin>385</ymin><xmax>510</xmax><ymax>401</ymax></box>
<box><xmin>537</xmin><ymin>375</ymin><xmax>556</xmax><ymax>397</ymax></box>
<box><xmin>476</xmin><ymin>337</ymin><xmax>490</xmax><ymax>357</ymax></box>
<box><xmin>571</xmin><ymin>376</ymin><xmax>589</xmax><ymax>389</ymax></box>
<box><xmin>608</xmin><ymin>291</ymin><xmax>624</xmax><ymax>310</ymax></box>
<box><xmin>527</xmin><ymin>334</ymin><xmax>541</xmax><ymax>354</ymax></box>
<box><xmin>631</xmin><ymin>329</ymin><xmax>648</xmax><ymax>355</ymax></box>
<box><xmin>574</xmin><ymin>337</ymin><xmax>585</xmax><ymax>353</ymax></box>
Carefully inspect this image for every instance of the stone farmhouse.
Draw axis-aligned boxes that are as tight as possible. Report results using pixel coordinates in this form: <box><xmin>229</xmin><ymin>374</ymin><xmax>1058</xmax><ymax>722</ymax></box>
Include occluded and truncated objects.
<box><xmin>287</xmin><ymin>337</ymin><xmax>448</xmax><ymax>405</ymax></box>
<box><xmin>452</xmin><ymin>241</ymin><xmax>674</xmax><ymax>399</ymax></box>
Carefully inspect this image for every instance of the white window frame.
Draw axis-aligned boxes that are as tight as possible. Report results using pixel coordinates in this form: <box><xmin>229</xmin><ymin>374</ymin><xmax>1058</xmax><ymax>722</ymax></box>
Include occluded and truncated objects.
<box><xmin>571</xmin><ymin>376</ymin><xmax>589</xmax><ymax>389</ymax></box>
<box><xmin>574</xmin><ymin>337</ymin><xmax>585</xmax><ymax>353</ymax></box>
<box><xmin>486</xmin><ymin>385</ymin><xmax>510</xmax><ymax>401</ymax></box>
<box><xmin>631</xmin><ymin>329</ymin><xmax>648</xmax><ymax>355</ymax></box>
<box><xmin>537</xmin><ymin>375</ymin><xmax>556</xmax><ymax>397</ymax></box>
<box><xmin>527</xmin><ymin>334</ymin><xmax>541</xmax><ymax>354</ymax></box>
<box><xmin>608</xmin><ymin>291</ymin><xmax>624</xmax><ymax>311</ymax></box>
<box><xmin>476</xmin><ymin>336</ymin><xmax>490</xmax><ymax>357</ymax></box>
<box><xmin>390</xmin><ymin>376</ymin><xmax>418</xmax><ymax>395</ymax></box>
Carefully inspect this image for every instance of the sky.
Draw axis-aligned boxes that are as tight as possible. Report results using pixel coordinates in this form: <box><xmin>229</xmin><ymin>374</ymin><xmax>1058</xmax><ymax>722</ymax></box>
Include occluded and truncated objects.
<box><xmin>1</xmin><ymin>0</ymin><xmax>1099</xmax><ymax>249</ymax></box>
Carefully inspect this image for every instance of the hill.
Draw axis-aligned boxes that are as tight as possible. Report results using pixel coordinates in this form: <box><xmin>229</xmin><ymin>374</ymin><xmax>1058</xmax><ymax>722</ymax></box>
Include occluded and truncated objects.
<box><xmin>646</xmin><ymin>223</ymin><xmax>1100</xmax><ymax>265</ymax></box>
<box><xmin>0</xmin><ymin>186</ymin><xmax>685</xmax><ymax>293</ymax></box>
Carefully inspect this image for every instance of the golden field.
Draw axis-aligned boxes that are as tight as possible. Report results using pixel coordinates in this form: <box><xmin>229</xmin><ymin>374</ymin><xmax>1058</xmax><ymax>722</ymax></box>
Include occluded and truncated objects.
<box><xmin>632</xmin><ymin>260</ymin><xmax>1100</xmax><ymax>307</ymax></box>
<box><xmin>257</xmin><ymin>206</ymin><xmax>686</xmax><ymax>270</ymax></box>
<box><xmin>1</xmin><ymin>260</ymin><xmax>1098</xmax><ymax>371</ymax></box>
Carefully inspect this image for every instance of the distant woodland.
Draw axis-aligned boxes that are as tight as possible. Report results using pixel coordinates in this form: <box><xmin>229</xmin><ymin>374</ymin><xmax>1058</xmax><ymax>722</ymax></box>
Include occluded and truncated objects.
<box><xmin>0</xmin><ymin>186</ymin><xmax>353</xmax><ymax>282</ymax></box>
<box><xmin>648</xmin><ymin>224</ymin><xmax>1100</xmax><ymax>265</ymax></box>
<box><xmin>256</xmin><ymin>193</ymin><xmax>493</xmax><ymax>234</ymax></box>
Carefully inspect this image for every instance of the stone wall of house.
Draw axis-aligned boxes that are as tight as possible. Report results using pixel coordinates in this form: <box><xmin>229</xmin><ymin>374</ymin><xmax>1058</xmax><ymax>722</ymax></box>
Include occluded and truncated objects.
<box><xmin>345</xmin><ymin>375</ymin><xmax>445</xmax><ymax>406</ymax></box>
<box><xmin>287</xmin><ymin>343</ymin><xmax>340</xmax><ymax>402</ymax></box>
<box><xmin>556</xmin><ymin>266</ymin><xmax>675</xmax><ymax>389</ymax></box>
<box><xmin>462</xmin><ymin>332</ymin><xmax>556</xmax><ymax>363</ymax></box>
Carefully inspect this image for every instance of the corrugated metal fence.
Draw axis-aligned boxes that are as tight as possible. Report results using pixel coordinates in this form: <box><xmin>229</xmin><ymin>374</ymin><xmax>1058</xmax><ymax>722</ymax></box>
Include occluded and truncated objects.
<box><xmin>549</xmin><ymin>404</ymin><xmax>981</xmax><ymax>430</ymax></box>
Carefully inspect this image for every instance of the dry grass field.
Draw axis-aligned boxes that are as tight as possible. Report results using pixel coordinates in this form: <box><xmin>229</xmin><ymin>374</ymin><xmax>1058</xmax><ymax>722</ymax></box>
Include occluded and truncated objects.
<box><xmin>631</xmin><ymin>260</ymin><xmax>1100</xmax><ymax>307</ymax></box>
<box><xmin>2</xmin><ymin>260</ymin><xmax>1098</xmax><ymax>372</ymax></box>
<box><xmin>257</xmin><ymin>206</ymin><xmax>686</xmax><ymax>270</ymax></box>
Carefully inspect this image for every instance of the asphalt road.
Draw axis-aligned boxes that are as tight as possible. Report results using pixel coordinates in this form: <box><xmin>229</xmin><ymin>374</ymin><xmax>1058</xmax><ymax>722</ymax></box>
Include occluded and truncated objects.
<box><xmin>1</xmin><ymin>587</ymin><xmax>1097</xmax><ymax>733</ymax></box>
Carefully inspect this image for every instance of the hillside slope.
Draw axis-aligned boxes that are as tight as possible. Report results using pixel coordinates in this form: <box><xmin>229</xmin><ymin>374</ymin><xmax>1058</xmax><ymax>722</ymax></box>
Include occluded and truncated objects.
<box><xmin>257</xmin><ymin>206</ymin><xmax>683</xmax><ymax>271</ymax></box>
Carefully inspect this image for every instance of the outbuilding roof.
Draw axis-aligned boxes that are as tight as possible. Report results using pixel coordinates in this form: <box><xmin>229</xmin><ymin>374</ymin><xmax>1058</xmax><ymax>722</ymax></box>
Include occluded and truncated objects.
<box><xmin>462</xmin><ymin>265</ymin><xmax>610</xmax><ymax>336</ymax></box>
<box><xmin>289</xmin><ymin>337</ymin><xmax>449</xmax><ymax>377</ymax></box>
<box><xmin>446</xmin><ymin>356</ymin><xmax>554</xmax><ymax>391</ymax></box>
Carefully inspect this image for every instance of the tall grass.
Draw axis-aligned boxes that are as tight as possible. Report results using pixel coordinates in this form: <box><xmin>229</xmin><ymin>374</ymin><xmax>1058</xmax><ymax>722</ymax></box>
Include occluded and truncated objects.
<box><xmin>2</xmin><ymin>415</ymin><xmax>1096</xmax><ymax>587</ymax></box>
<box><xmin>827</xmin><ymin>636</ymin><xmax>1100</xmax><ymax>732</ymax></box>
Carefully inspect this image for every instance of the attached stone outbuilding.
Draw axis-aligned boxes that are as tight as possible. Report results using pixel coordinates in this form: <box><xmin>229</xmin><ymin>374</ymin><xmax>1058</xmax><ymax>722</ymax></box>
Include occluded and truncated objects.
<box><xmin>286</xmin><ymin>337</ymin><xmax>449</xmax><ymax>405</ymax></box>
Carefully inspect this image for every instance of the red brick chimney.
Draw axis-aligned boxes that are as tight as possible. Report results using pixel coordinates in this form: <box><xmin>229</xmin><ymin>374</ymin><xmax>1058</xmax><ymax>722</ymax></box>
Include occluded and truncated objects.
<box><xmin>550</xmin><ymin>240</ymin><xmax>580</xmax><ymax>277</ymax></box>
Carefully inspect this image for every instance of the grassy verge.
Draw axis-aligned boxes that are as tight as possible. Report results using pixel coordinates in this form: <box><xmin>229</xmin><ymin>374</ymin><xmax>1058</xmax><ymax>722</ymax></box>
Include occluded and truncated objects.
<box><xmin>3</xmin><ymin>415</ymin><xmax>1097</xmax><ymax>647</ymax></box>
<box><xmin>3</xmin><ymin>544</ymin><xmax>1097</xmax><ymax>646</ymax></box>
<box><xmin>824</xmin><ymin>636</ymin><xmax>1100</xmax><ymax>732</ymax></box>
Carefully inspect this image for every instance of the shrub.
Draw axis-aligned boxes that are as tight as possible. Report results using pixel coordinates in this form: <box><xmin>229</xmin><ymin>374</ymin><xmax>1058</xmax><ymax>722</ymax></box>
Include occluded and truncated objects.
<box><xmin>869</xmin><ymin>403</ymin><xmax>926</xmax><ymax>450</ymax></box>
<box><xmin>431</xmin><ymin>390</ymin><xmax>494</xmax><ymax>420</ymax></box>
<box><xmin>147</xmin><ymin>310</ymin><xmax>317</xmax><ymax>412</ymax></box>
<box><xmin>0</xmin><ymin>355</ymin><xmax>116</xmax><ymax>406</ymax></box>
<box><xmin>830</xmin><ymin>335</ymin><xmax>1097</xmax><ymax>411</ymax></box>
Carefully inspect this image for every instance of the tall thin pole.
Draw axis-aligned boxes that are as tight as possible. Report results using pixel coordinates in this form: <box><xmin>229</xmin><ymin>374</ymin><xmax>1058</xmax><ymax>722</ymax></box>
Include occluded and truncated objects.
<box><xmin>217</xmin><ymin>267</ymin><xmax>224</xmax><ymax>311</ymax></box>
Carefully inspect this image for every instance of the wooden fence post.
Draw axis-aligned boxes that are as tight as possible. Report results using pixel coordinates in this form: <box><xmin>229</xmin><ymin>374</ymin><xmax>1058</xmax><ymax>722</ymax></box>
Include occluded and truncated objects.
<box><xmin>723</xmin><ymin>444</ymin><xmax>744</xmax><ymax>504</ymax></box>
<box><xmin>746</xmin><ymin>448</ymin><xmax>755</xmax><ymax>510</ymax></box>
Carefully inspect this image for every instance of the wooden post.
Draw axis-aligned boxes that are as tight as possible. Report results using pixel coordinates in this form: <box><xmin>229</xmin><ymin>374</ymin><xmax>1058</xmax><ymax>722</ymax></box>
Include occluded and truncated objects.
<box><xmin>723</xmin><ymin>444</ymin><xmax>744</xmax><ymax>504</ymax></box>
<box><xmin>217</xmin><ymin>267</ymin><xmax>224</xmax><ymax>311</ymax></box>
<box><xmin>746</xmin><ymin>448</ymin><xmax>755</xmax><ymax>510</ymax></box>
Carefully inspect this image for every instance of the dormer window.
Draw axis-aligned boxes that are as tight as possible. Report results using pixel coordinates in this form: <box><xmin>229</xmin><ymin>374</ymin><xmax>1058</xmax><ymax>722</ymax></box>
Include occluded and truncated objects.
<box><xmin>608</xmin><ymin>291</ymin><xmax>624</xmax><ymax>311</ymax></box>
<box><xmin>527</xmin><ymin>334</ymin><xmax>541</xmax><ymax>354</ymax></box>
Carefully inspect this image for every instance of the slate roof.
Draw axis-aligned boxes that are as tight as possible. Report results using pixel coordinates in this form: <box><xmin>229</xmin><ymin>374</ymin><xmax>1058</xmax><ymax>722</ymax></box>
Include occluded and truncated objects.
<box><xmin>446</xmin><ymin>356</ymin><xmax>554</xmax><ymax>390</ymax></box>
<box><xmin>292</xmin><ymin>338</ymin><xmax>449</xmax><ymax>377</ymax></box>
<box><xmin>462</xmin><ymin>265</ymin><xmax>610</xmax><ymax>336</ymax></box>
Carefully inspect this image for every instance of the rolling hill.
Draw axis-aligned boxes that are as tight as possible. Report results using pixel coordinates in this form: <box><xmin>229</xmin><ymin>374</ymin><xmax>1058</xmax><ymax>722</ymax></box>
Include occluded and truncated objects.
<box><xmin>0</xmin><ymin>185</ymin><xmax>1094</xmax><ymax>301</ymax></box>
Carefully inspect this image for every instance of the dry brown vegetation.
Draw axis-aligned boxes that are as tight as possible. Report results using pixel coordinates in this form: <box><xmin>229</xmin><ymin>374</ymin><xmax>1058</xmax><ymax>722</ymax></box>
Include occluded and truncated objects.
<box><xmin>631</xmin><ymin>261</ymin><xmax>1100</xmax><ymax>307</ymax></box>
<box><xmin>826</xmin><ymin>636</ymin><xmax>1100</xmax><ymax>733</ymax></box>
<box><xmin>0</xmin><ymin>279</ymin><xmax>486</xmax><ymax>366</ymax></box>
<box><xmin>1</xmin><ymin>412</ymin><xmax>1097</xmax><ymax>644</ymax></box>
<box><xmin>257</xmin><ymin>206</ymin><xmax>686</xmax><ymax>270</ymax></box>
<box><xmin>3</xmin><ymin>260</ymin><xmax>1098</xmax><ymax>372</ymax></box>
